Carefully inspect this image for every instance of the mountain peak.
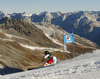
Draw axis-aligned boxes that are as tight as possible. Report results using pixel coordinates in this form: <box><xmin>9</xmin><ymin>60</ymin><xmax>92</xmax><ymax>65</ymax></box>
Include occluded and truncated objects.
<box><xmin>38</xmin><ymin>11</ymin><xmax>49</xmax><ymax>16</ymax></box>
<box><xmin>22</xmin><ymin>12</ymin><xmax>32</xmax><ymax>16</ymax></box>
<box><xmin>0</xmin><ymin>11</ymin><xmax>7</xmax><ymax>18</ymax></box>
<box><xmin>22</xmin><ymin>12</ymin><xmax>27</xmax><ymax>14</ymax></box>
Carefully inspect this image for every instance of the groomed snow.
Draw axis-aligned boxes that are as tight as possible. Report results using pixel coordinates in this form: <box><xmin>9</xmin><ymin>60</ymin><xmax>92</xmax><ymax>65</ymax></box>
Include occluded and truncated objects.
<box><xmin>0</xmin><ymin>49</ymin><xmax>100</xmax><ymax>79</ymax></box>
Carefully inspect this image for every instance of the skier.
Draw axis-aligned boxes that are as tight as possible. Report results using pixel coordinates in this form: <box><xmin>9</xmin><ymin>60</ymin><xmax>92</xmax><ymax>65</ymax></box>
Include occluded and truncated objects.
<box><xmin>42</xmin><ymin>51</ymin><xmax>57</xmax><ymax>66</ymax></box>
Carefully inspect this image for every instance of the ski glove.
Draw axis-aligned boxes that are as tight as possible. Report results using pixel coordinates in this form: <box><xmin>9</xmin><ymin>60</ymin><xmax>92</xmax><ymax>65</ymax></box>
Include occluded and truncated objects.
<box><xmin>42</xmin><ymin>59</ymin><xmax>44</xmax><ymax>62</ymax></box>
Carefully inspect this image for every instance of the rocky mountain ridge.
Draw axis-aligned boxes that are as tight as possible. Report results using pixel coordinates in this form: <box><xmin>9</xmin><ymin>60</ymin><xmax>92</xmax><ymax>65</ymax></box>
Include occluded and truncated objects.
<box><xmin>1</xmin><ymin>10</ymin><xmax>100</xmax><ymax>45</ymax></box>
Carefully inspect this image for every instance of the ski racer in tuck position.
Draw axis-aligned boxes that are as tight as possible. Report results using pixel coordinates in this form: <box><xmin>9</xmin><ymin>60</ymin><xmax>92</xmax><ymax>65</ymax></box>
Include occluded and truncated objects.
<box><xmin>42</xmin><ymin>51</ymin><xmax>57</xmax><ymax>66</ymax></box>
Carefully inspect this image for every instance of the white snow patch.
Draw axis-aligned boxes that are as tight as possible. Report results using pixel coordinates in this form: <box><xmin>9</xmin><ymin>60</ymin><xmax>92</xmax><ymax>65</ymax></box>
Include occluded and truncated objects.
<box><xmin>6</xmin><ymin>34</ymin><xmax>26</xmax><ymax>40</ymax></box>
<box><xmin>45</xmin><ymin>33</ymin><xmax>63</xmax><ymax>46</ymax></box>
<box><xmin>19</xmin><ymin>44</ymin><xmax>63</xmax><ymax>52</ymax></box>
<box><xmin>0</xmin><ymin>38</ymin><xmax>14</xmax><ymax>41</ymax></box>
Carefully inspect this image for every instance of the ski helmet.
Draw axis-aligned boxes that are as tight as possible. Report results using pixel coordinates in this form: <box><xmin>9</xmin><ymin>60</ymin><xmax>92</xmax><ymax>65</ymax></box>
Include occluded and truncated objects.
<box><xmin>45</xmin><ymin>51</ymin><xmax>49</xmax><ymax>55</ymax></box>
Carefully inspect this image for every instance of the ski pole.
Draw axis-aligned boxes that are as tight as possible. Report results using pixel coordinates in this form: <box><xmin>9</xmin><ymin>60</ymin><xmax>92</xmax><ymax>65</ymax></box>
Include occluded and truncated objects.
<box><xmin>33</xmin><ymin>62</ymin><xmax>42</xmax><ymax>67</ymax></box>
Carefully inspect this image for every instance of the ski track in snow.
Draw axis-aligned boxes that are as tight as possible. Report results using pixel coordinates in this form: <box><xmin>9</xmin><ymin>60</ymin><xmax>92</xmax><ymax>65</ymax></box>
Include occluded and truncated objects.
<box><xmin>0</xmin><ymin>50</ymin><xmax>100</xmax><ymax>79</ymax></box>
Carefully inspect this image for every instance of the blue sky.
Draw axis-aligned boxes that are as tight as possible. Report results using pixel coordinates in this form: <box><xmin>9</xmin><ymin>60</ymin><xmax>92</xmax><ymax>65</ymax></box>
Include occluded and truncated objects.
<box><xmin>0</xmin><ymin>0</ymin><xmax>100</xmax><ymax>14</ymax></box>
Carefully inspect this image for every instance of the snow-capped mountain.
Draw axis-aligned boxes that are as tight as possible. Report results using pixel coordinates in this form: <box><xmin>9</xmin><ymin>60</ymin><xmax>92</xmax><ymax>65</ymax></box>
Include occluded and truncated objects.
<box><xmin>31</xmin><ymin>11</ymin><xmax>100</xmax><ymax>46</ymax></box>
<box><xmin>0</xmin><ymin>11</ymin><xmax>10</xmax><ymax>19</ymax></box>
<box><xmin>30</xmin><ymin>11</ymin><xmax>100</xmax><ymax>46</ymax></box>
<box><xmin>22</xmin><ymin>12</ymin><xmax>32</xmax><ymax>17</ymax></box>
<box><xmin>1</xmin><ymin>10</ymin><xmax>100</xmax><ymax>46</ymax></box>
<box><xmin>0</xmin><ymin>11</ymin><xmax>5</xmax><ymax>18</ymax></box>
<box><xmin>0</xmin><ymin>10</ymin><xmax>100</xmax><ymax>47</ymax></box>
<box><xmin>1</xmin><ymin>10</ymin><xmax>99</xmax><ymax>46</ymax></box>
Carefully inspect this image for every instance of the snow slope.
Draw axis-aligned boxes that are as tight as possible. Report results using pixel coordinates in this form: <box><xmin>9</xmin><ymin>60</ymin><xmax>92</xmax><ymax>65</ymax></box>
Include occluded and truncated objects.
<box><xmin>0</xmin><ymin>50</ymin><xmax>100</xmax><ymax>79</ymax></box>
